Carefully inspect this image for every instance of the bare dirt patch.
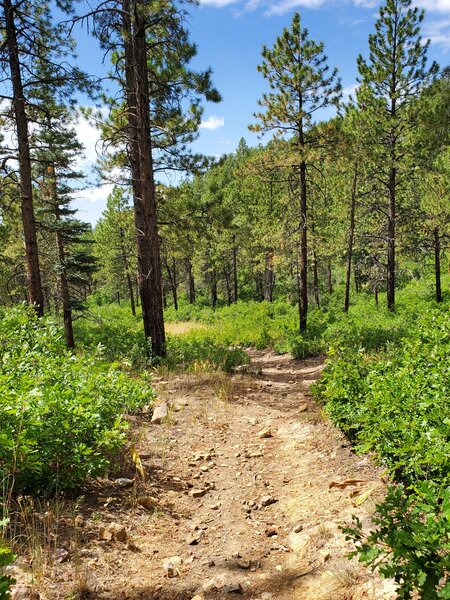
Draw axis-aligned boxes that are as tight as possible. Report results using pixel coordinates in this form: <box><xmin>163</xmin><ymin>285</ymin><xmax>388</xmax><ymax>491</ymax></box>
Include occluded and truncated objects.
<box><xmin>24</xmin><ymin>350</ymin><xmax>396</xmax><ymax>600</ymax></box>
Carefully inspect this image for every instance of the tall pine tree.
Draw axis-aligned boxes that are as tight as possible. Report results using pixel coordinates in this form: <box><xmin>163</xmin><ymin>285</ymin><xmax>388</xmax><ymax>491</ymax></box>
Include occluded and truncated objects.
<box><xmin>250</xmin><ymin>12</ymin><xmax>341</xmax><ymax>331</ymax></box>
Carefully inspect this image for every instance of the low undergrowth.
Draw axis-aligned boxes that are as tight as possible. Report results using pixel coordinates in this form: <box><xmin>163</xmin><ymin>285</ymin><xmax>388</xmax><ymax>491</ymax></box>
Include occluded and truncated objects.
<box><xmin>315</xmin><ymin>302</ymin><xmax>450</xmax><ymax>598</ymax></box>
<box><xmin>0</xmin><ymin>305</ymin><xmax>153</xmax><ymax>495</ymax></box>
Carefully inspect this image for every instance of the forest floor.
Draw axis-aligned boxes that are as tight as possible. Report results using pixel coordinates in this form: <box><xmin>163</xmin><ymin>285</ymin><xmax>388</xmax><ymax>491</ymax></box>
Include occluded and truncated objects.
<box><xmin>26</xmin><ymin>348</ymin><xmax>397</xmax><ymax>600</ymax></box>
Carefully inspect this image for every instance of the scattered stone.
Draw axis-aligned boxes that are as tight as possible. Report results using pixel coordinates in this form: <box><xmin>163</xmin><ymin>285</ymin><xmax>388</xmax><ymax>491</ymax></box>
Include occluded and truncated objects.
<box><xmin>190</xmin><ymin>488</ymin><xmax>207</xmax><ymax>498</ymax></box>
<box><xmin>275</xmin><ymin>565</ymin><xmax>283</xmax><ymax>572</ymax></box>
<box><xmin>223</xmin><ymin>583</ymin><xmax>244</xmax><ymax>594</ymax></box>
<box><xmin>210</xmin><ymin>503</ymin><xmax>221</xmax><ymax>510</ymax></box>
<box><xmin>186</xmin><ymin>531</ymin><xmax>204</xmax><ymax>545</ymax></box>
<box><xmin>10</xmin><ymin>586</ymin><xmax>40</xmax><ymax>600</ymax></box>
<box><xmin>293</xmin><ymin>524</ymin><xmax>303</xmax><ymax>533</ymax></box>
<box><xmin>202</xmin><ymin>579</ymin><xmax>219</xmax><ymax>593</ymax></box>
<box><xmin>162</xmin><ymin>556</ymin><xmax>182</xmax><ymax>578</ymax></box>
<box><xmin>233</xmin><ymin>364</ymin><xmax>249</xmax><ymax>374</ymax></box>
<box><xmin>258</xmin><ymin>428</ymin><xmax>272</xmax><ymax>439</ymax></box>
<box><xmin>320</xmin><ymin>550</ymin><xmax>331</xmax><ymax>563</ymax></box>
<box><xmin>237</xmin><ymin>559</ymin><xmax>251</xmax><ymax>569</ymax></box>
<box><xmin>265</xmin><ymin>528</ymin><xmax>277</xmax><ymax>537</ymax></box>
<box><xmin>248</xmin><ymin>417</ymin><xmax>259</xmax><ymax>426</ymax></box>
<box><xmin>191</xmin><ymin>596</ymin><xmax>204</xmax><ymax>600</ymax></box>
<box><xmin>298</xmin><ymin>403</ymin><xmax>308</xmax><ymax>413</ymax></box>
<box><xmin>52</xmin><ymin>548</ymin><xmax>70</xmax><ymax>563</ymax></box>
<box><xmin>137</xmin><ymin>496</ymin><xmax>160</xmax><ymax>511</ymax></box>
<box><xmin>261</xmin><ymin>593</ymin><xmax>273</xmax><ymax>599</ymax></box>
<box><xmin>99</xmin><ymin>523</ymin><xmax>127</xmax><ymax>543</ymax></box>
<box><xmin>250</xmin><ymin>451</ymin><xmax>264</xmax><ymax>458</ymax></box>
<box><xmin>114</xmin><ymin>478</ymin><xmax>135</xmax><ymax>488</ymax></box>
<box><xmin>151</xmin><ymin>403</ymin><xmax>168</xmax><ymax>424</ymax></box>
<box><xmin>74</xmin><ymin>514</ymin><xmax>84</xmax><ymax>528</ymax></box>
<box><xmin>260</xmin><ymin>495</ymin><xmax>277</xmax><ymax>508</ymax></box>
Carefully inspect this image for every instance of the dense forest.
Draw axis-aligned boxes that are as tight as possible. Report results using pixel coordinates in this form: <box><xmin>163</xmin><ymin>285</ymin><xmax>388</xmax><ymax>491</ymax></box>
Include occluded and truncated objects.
<box><xmin>1</xmin><ymin>0</ymin><xmax>450</xmax><ymax>597</ymax></box>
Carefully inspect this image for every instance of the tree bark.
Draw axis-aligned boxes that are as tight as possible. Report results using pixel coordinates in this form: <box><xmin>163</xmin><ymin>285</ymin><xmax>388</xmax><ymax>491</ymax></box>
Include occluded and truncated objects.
<box><xmin>387</xmin><ymin>166</ymin><xmax>396</xmax><ymax>310</ymax></box>
<box><xmin>185</xmin><ymin>257</ymin><xmax>195</xmax><ymax>304</ymax></box>
<box><xmin>232</xmin><ymin>240</ymin><xmax>238</xmax><ymax>303</ymax></box>
<box><xmin>327</xmin><ymin>261</ymin><xmax>333</xmax><ymax>295</ymax></box>
<box><xmin>299</xmin><ymin>159</ymin><xmax>308</xmax><ymax>331</ymax></box>
<box><xmin>264</xmin><ymin>252</ymin><xmax>274</xmax><ymax>302</ymax></box>
<box><xmin>4</xmin><ymin>0</ymin><xmax>44</xmax><ymax>315</ymax></box>
<box><xmin>344</xmin><ymin>160</ymin><xmax>358</xmax><ymax>312</ymax></box>
<box><xmin>123</xmin><ymin>0</ymin><xmax>166</xmax><ymax>357</ymax></box>
<box><xmin>434</xmin><ymin>226</ymin><xmax>442</xmax><ymax>303</ymax></box>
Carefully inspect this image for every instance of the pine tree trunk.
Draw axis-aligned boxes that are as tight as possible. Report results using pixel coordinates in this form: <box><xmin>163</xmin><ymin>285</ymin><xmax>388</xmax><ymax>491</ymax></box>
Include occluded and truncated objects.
<box><xmin>123</xmin><ymin>0</ymin><xmax>166</xmax><ymax>357</ymax></box>
<box><xmin>185</xmin><ymin>258</ymin><xmax>195</xmax><ymax>304</ymax></box>
<box><xmin>299</xmin><ymin>159</ymin><xmax>308</xmax><ymax>331</ymax></box>
<box><xmin>374</xmin><ymin>284</ymin><xmax>379</xmax><ymax>306</ymax></box>
<box><xmin>232</xmin><ymin>241</ymin><xmax>238</xmax><ymax>303</ymax></box>
<box><xmin>264</xmin><ymin>252</ymin><xmax>274</xmax><ymax>302</ymax></box>
<box><xmin>4</xmin><ymin>0</ymin><xmax>44</xmax><ymax>316</ymax></box>
<box><xmin>312</xmin><ymin>248</ymin><xmax>320</xmax><ymax>307</ymax></box>
<box><xmin>211</xmin><ymin>270</ymin><xmax>217</xmax><ymax>309</ymax></box>
<box><xmin>48</xmin><ymin>165</ymin><xmax>75</xmax><ymax>349</ymax></box>
<box><xmin>434</xmin><ymin>226</ymin><xmax>442</xmax><ymax>303</ymax></box>
<box><xmin>327</xmin><ymin>261</ymin><xmax>333</xmax><ymax>295</ymax></box>
<box><xmin>387</xmin><ymin>166</ymin><xmax>396</xmax><ymax>311</ymax></box>
<box><xmin>344</xmin><ymin>160</ymin><xmax>358</xmax><ymax>312</ymax></box>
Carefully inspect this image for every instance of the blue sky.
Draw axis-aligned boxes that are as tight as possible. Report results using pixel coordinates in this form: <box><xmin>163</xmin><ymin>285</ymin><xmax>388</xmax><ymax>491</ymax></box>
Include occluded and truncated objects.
<box><xmin>71</xmin><ymin>0</ymin><xmax>450</xmax><ymax>224</ymax></box>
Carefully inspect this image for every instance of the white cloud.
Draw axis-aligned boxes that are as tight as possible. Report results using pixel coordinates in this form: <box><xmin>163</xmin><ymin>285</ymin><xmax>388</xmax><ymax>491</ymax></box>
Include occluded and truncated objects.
<box><xmin>72</xmin><ymin>183</ymin><xmax>114</xmax><ymax>204</ymax></box>
<box><xmin>342</xmin><ymin>83</ymin><xmax>359</xmax><ymax>102</ymax></box>
<box><xmin>423</xmin><ymin>17</ymin><xmax>450</xmax><ymax>48</ymax></box>
<box><xmin>199</xmin><ymin>0</ymin><xmax>450</xmax><ymax>17</ymax></box>
<box><xmin>200</xmin><ymin>115</ymin><xmax>225</xmax><ymax>130</ymax></box>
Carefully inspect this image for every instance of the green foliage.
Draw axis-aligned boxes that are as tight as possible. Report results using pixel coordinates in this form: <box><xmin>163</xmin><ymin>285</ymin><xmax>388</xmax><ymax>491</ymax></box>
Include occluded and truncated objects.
<box><xmin>0</xmin><ymin>520</ymin><xmax>15</xmax><ymax>600</ymax></box>
<box><xmin>314</xmin><ymin>281</ymin><xmax>450</xmax><ymax>598</ymax></box>
<box><xmin>0</xmin><ymin>305</ymin><xmax>153</xmax><ymax>492</ymax></box>
<box><xmin>344</xmin><ymin>483</ymin><xmax>450</xmax><ymax>599</ymax></box>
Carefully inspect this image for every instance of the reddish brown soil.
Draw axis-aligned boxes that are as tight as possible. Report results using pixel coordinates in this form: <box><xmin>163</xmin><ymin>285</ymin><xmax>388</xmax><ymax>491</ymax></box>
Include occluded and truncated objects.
<box><xmin>22</xmin><ymin>350</ymin><xmax>397</xmax><ymax>600</ymax></box>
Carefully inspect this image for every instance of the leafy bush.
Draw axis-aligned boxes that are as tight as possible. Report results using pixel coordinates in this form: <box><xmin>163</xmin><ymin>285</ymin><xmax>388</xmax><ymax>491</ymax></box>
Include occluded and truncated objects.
<box><xmin>315</xmin><ymin>304</ymin><xmax>450</xmax><ymax>598</ymax></box>
<box><xmin>0</xmin><ymin>305</ymin><xmax>153</xmax><ymax>492</ymax></box>
<box><xmin>344</xmin><ymin>482</ymin><xmax>450</xmax><ymax>599</ymax></box>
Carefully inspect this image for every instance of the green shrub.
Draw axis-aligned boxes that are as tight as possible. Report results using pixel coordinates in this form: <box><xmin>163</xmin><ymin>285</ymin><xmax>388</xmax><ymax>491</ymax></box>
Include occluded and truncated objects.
<box><xmin>344</xmin><ymin>482</ymin><xmax>450</xmax><ymax>599</ymax></box>
<box><xmin>0</xmin><ymin>305</ymin><xmax>153</xmax><ymax>492</ymax></box>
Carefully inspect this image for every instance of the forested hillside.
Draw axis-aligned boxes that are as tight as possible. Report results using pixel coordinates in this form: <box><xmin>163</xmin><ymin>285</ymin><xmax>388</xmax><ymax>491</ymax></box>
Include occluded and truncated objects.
<box><xmin>1</xmin><ymin>0</ymin><xmax>450</xmax><ymax>597</ymax></box>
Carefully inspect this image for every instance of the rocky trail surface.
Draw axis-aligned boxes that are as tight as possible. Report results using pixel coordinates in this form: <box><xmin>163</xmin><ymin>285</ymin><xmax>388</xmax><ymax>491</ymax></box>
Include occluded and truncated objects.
<box><xmin>33</xmin><ymin>350</ymin><xmax>396</xmax><ymax>600</ymax></box>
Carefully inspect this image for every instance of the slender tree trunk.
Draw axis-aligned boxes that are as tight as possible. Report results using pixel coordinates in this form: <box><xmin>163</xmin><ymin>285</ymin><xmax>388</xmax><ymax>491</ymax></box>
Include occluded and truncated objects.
<box><xmin>264</xmin><ymin>252</ymin><xmax>274</xmax><ymax>302</ymax></box>
<box><xmin>387</xmin><ymin>167</ymin><xmax>396</xmax><ymax>310</ymax></box>
<box><xmin>344</xmin><ymin>160</ymin><xmax>358</xmax><ymax>312</ymax></box>
<box><xmin>374</xmin><ymin>284</ymin><xmax>379</xmax><ymax>306</ymax></box>
<box><xmin>327</xmin><ymin>261</ymin><xmax>333</xmax><ymax>295</ymax></box>
<box><xmin>48</xmin><ymin>165</ymin><xmax>74</xmax><ymax>349</ymax></box>
<box><xmin>123</xmin><ymin>0</ymin><xmax>166</xmax><ymax>357</ymax></box>
<box><xmin>434</xmin><ymin>227</ymin><xmax>442</xmax><ymax>303</ymax></box>
<box><xmin>299</xmin><ymin>159</ymin><xmax>308</xmax><ymax>331</ymax></box>
<box><xmin>232</xmin><ymin>240</ymin><xmax>238</xmax><ymax>303</ymax></box>
<box><xmin>312</xmin><ymin>248</ymin><xmax>320</xmax><ymax>308</ymax></box>
<box><xmin>4</xmin><ymin>0</ymin><xmax>44</xmax><ymax>315</ymax></box>
<box><xmin>164</xmin><ymin>258</ymin><xmax>178</xmax><ymax>311</ymax></box>
<box><xmin>185</xmin><ymin>257</ymin><xmax>195</xmax><ymax>304</ymax></box>
<box><xmin>211</xmin><ymin>270</ymin><xmax>217</xmax><ymax>309</ymax></box>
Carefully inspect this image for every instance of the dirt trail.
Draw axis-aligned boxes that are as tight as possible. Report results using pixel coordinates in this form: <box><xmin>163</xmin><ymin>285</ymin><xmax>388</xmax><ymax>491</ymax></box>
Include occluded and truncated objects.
<box><xmin>40</xmin><ymin>350</ymin><xmax>396</xmax><ymax>600</ymax></box>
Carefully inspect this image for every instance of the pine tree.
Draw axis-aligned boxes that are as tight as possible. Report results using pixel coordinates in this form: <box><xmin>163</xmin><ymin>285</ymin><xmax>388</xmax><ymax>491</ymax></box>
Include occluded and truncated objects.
<box><xmin>250</xmin><ymin>12</ymin><xmax>341</xmax><ymax>331</ymax></box>
<box><xmin>356</xmin><ymin>0</ymin><xmax>438</xmax><ymax>310</ymax></box>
